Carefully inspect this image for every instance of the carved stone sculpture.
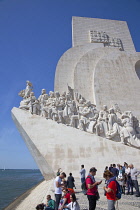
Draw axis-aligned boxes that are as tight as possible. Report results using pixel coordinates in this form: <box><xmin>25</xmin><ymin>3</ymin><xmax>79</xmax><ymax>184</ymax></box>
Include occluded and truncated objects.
<box><xmin>106</xmin><ymin>108</ymin><xmax>121</xmax><ymax>139</ymax></box>
<box><xmin>63</xmin><ymin>93</ymin><xmax>77</xmax><ymax>125</ymax></box>
<box><xmin>95</xmin><ymin>105</ymin><xmax>109</xmax><ymax>136</ymax></box>
<box><xmin>29</xmin><ymin>92</ymin><xmax>36</xmax><ymax>114</ymax></box>
<box><xmin>42</xmin><ymin>91</ymin><xmax>55</xmax><ymax>119</ymax></box>
<box><xmin>38</xmin><ymin>89</ymin><xmax>48</xmax><ymax>116</ymax></box>
<box><xmin>120</xmin><ymin>112</ymin><xmax>140</xmax><ymax>146</ymax></box>
<box><xmin>18</xmin><ymin>82</ymin><xmax>140</xmax><ymax>148</ymax></box>
<box><xmin>19</xmin><ymin>98</ymin><xmax>30</xmax><ymax>110</ymax></box>
<box><xmin>24</xmin><ymin>80</ymin><xmax>33</xmax><ymax>99</ymax></box>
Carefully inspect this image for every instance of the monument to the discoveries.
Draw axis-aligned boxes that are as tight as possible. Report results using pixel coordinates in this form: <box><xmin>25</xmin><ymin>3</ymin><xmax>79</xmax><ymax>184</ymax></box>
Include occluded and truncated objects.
<box><xmin>12</xmin><ymin>17</ymin><xmax>140</xmax><ymax>180</ymax></box>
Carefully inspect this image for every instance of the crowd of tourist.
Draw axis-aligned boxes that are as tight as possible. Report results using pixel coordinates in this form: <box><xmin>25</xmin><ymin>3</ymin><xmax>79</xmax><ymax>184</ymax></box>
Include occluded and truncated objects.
<box><xmin>106</xmin><ymin>162</ymin><xmax>140</xmax><ymax>197</ymax></box>
<box><xmin>35</xmin><ymin>163</ymin><xmax>140</xmax><ymax>210</ymax></box>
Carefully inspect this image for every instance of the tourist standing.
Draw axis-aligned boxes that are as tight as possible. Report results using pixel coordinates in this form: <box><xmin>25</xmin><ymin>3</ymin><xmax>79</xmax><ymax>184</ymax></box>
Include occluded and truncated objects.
<box><xmin>109</xmin><ymin>164</ymin><xmax>113</xmax><ymax>172</ymax></box>
<box><xmin>125</xmin><ymin>163</ymin><xmax>133</xmax><ymax>195</ymax></box>
<box><xmin>56</xmin><ymin>168</ymin><xmax>62</xmax><ymax>176</ymax></box>
<box><xmin>104</xmin><ymin>166</ymin><xmax>108</xmax><ymax>172</ymax></box>
<box><xmin>118</xmin><ymin>165</ymin><xmax>125</xmax><ymax>194</ymax></box>
<box><xmin>54</xmin><ymin>172</ymin><xmax>66</xmax><ymax>210</ymax></box>
<box><xmin>111</xmin><ymin>164</ymin><xmax>119</xmax><ymax>178</ymax></box>
<box><xmin>129</xmin><ymin>164</ymin><xmax>140</xmax><ymax>197</ymax></box>
<box><xmin>80</xmin><ymin>165</ymin><xmax>86</xmax><ymax>183</ymax></box>
<box><xmin>103</xmin><ymin>170</ymin><xmax>117</xmax><ymax>210</ymax></box>
<box><xmin>86</xmin><ymin>167</ymin><xmax>102</xmax><ymax>210</ymax></box>
<box><xmin>67</xmin><ymin>173</ymin><xmax>75</xmax><ymax>189</ymax></box>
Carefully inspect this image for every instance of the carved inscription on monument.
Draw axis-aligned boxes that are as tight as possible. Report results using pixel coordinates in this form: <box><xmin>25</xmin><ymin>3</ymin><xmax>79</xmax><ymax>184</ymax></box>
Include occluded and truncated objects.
<box><xmin>90</xmin><ymin>30</ymin><xmax>123</xmax><ymax>51</ymax></box>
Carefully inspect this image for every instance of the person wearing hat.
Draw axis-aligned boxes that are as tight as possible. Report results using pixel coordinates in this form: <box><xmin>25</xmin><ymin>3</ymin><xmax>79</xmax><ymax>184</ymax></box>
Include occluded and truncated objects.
<box><xmin>86</xmin><ymin>167</ymin><xmax>102</xmax><ymax>210</ymax></box>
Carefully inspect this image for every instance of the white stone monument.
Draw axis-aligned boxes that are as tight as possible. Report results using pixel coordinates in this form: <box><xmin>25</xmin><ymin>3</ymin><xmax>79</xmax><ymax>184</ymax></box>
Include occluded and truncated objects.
<box><xmin>55</xmin><ymin>17</ymin><xmax>140</xmax><ymax>118</ymax></box>
<box><xmin>12</xmin><ymin>17</ymin><xmax>140</xmax><ymax>180</ymax></box>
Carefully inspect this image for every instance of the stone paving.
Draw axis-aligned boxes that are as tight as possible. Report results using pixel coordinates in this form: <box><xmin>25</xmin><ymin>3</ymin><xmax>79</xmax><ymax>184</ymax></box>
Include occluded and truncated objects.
<box><xmin>14</xmin><ymin>177</ymin><xmax>140</xmax><ymax>210</ymax></box>
<box><xmin>74</xmin><ymin>177</ymin><xmax>140</xmax><ymax>210</ymax></box>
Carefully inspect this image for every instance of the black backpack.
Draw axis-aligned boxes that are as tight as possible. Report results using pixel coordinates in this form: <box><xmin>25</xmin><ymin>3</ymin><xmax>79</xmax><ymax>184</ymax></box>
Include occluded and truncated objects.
<box><xmin>115</xmin><ymin>181</ymin><xmax>122</xmax><ymax>200</ymax></box>
<box><xmin>107</xmin><ymin>180</ymin><xmax>122</xmax><ymax>200</ymax></box>
<box><xmin>81</xmin><ymin>176</ymin><xmax>92</xmax><ymax>191</ymax></box>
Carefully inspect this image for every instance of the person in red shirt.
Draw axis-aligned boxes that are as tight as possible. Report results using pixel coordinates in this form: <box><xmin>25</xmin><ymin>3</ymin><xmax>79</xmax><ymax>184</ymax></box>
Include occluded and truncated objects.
<box><xmin>60</xmin><ymin>188</ymin><xmax>71</xmax><ymax>209</ymax></box>
<box><xmin>86</xmin><ymin>167</ymin><xmax>102</xmax><ymax>210</ymax></box>
<box><xmin>103</xmin><ymin>170</ymin><xmax>117</xmax><ymax>210</ymax></box>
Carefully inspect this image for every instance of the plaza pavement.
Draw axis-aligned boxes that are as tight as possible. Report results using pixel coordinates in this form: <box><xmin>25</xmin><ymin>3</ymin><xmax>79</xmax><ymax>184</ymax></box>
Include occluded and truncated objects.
<box><xmin>8</xmin><ymin>176</ymin><xmax>140</xmax><ymax>210</ymax></box>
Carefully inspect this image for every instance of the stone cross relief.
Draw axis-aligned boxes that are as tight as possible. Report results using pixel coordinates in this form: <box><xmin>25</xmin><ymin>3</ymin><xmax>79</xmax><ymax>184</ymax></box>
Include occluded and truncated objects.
<box><xmin>90</xmin><ymin>30</ymin><xmax>124</xmax><ymax>51</ymax></box>
<box><xmin>18</xmin><ymin>81</ymin><xmax>140</xmax><ymax>148</ymax></box>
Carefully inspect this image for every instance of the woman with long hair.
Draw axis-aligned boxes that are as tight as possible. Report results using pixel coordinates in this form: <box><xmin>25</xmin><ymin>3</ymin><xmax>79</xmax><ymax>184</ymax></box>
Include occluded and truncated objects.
<box><xmin>103</xmin><ymin>170</ymin><xmax>117</xmax><ymax>210</ymax></box>
<box><xmin>63</xmin><ymin>193</ymin><xmax>80</xmax><ymax>210</ymax></box>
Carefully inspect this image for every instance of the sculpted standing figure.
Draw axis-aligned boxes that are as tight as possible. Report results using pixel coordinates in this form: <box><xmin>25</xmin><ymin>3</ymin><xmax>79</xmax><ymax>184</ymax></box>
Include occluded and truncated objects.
<box><xmin>95</xmin><ymin>111</ymin><xmax>105</xmax><ymax>136</ymax></box>
<box><xmin>63</xmin><ymin>93</ymin><xmax>77</xmax><ymax>125</ymax></box>
<box><xmin>24</xmin><ymin>80</ymin><xmax>33</xmax><ymax>99</ymax></box>
<box><xmin>29</xmin><ymin>92</ymin><xmax>36</xmax><ymax>114</ymax></box>
<box><xmin>120</xmin><ymin>112</ymin><xmax>140</xmax><ymax>146</ymax></box>
<box><xmin>95</xmin><ymin>105</ymin><xmax>108</xmax><ymax>136</ymax></box>
<box><xmin>51</xmin><ymin>102</ymin><xmax>59</xmax><ymax>121</ymax></box>
<box><xmin>38</xmin><ymin>89</ymin><xmax>48</xmax><ymax>116</ymax></box>
<box><xmin>42</xmin><ymin>91</ymin><xmax>55</xmax><ymax>119</ymax></box>
<box><xmin>55</xmin><ymin>91</ymin><xmax>66</xmax><ymax>123</ymax></box>
<box><xmin>78</xmin><ymin>101</ymin><xmax>92</xmax><ymax>131</ymax></box>
<box><xmin>31</xmin><ymin>99</ymin><xmax>40</xmax><ymax>115</ymax></box>
<box><xmin>106</xmin><ymin>108</ymin><xmax>120</xmax><ymax>139</ymax></box>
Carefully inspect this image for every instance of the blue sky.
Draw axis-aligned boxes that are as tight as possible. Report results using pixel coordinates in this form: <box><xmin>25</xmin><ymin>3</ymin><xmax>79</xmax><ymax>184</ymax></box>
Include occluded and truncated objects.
<box><xmin>0</xmin><ymin>0</ymin><xmax>140</xmax><ymax>169</ymax></box>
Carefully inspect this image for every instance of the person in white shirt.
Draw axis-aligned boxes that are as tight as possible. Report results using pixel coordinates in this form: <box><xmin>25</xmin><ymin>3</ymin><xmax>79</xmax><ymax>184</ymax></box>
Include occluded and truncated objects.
<box><xmin>125</xmin><ymin>163</ymin><xmax>133</xmax><ymax>195</ymax></box>
<box><xmin>64</xmin><ymin>193</ymin><xmax>80</xmax><ymax>210</ymax></box>
<box><xmin>54</xmin><ymin>172</ymin><xmax>66</xmax><ymax>210</ymax></box>
<box><xmin>129</xmin><ymin>164</ymin><xmax>140</xmax><ymax>197</ymax></box>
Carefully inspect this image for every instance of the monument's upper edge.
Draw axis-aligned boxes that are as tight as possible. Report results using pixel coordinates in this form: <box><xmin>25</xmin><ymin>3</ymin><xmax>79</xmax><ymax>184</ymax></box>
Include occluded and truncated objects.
<box><xmin>72</xmin><ymin>16</ymin><xmax>136</xmax><ymax>53</ymax></box>
<box><xmin>72</xmin><ymin>16</ymin><xmax>127</xmax><ymax>23</ymax></box>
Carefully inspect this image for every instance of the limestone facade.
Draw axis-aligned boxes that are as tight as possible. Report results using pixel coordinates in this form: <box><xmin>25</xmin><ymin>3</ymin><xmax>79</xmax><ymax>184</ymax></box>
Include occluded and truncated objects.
<box><xmin>11</xmin><ymin>107</ymin><xmax>140</xmax><ymax>179</ymax></box>
<box><xmin>55</xmin><ymin>17</ymin><xmax>140</xmax><ymax>119</ymax></box>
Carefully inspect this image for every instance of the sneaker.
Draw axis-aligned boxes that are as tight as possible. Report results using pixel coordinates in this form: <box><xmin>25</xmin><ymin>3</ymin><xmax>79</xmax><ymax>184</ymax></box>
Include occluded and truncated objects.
<box><xmin>130</xmin><ymin>192</ymin><xmax>133</xmax><ymax>195</ymax></box>
<box><xmin>126</xmin><ymin>192</ymin><xmax>130</xmax><ymax>195</ymax></box>
<box><xmin>135</xmin><ymin>195</ymin><xmax>140</xmax><ymax>197</ymax></box>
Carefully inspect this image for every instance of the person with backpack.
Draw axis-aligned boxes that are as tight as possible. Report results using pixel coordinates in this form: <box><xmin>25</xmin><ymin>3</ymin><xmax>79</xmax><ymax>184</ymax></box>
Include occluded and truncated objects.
<box><xmin>85</xmin><ymin>167</ymin><xmax>102</xmax><ymax>210</ymax></box>
<box><xmin>103</xmin><ymin>170</ymin><xmax>118</xmax><ymax>210</ymax></box>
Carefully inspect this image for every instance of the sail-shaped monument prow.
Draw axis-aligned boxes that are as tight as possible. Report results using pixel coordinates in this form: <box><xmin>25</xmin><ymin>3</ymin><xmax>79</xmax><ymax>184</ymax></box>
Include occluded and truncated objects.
<box><xmin>11</xmin><ymin>107</ymin><xmax>140</xmax><ymax>178</ymax></box>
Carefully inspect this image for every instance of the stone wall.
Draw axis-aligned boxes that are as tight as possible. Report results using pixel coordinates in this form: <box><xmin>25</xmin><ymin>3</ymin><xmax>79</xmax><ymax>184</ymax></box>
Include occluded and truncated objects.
<box><xmin>12</xmin><ymin>107</ymin><xmax>140</xmax><ymax>180</ymax></box>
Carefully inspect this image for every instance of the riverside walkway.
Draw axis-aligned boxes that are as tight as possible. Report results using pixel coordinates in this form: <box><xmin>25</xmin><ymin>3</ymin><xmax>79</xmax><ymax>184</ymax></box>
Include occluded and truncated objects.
<box><xmin>6</xmin><ymin>177</ymin><xmax>140</xmax><ymax>210</ymax></box>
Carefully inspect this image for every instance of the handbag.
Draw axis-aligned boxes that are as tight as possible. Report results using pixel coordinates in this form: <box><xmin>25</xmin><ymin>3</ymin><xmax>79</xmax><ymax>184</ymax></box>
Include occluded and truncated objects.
<box><xmin>95</xmin><ymin>191</ymin><xmax>100</xmax><ymax>200</ymax></box>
